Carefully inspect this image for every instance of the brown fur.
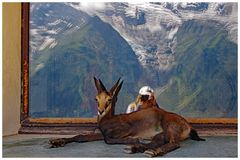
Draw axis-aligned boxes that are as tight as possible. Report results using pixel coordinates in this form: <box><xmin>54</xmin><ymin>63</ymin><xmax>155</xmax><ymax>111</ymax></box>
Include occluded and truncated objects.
<box><xmin>140</xmin><ymin>96</ymin><xmax>159</xmax><ymax>110</ymax></box>
<box><xmin>49</xmin><ymin>78</ymin><xmax>204</xmax><ymax>157</ymax></box>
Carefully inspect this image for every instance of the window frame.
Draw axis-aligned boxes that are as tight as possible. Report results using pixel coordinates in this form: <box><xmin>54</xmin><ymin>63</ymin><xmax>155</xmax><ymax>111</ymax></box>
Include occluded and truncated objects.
<box><xmin>20</xmin><ymin>3</ymin><xmax>98</xmax><ymax>134</ymax></box>
<box><xmin>20</xmin><ymin>2</ymin><xmax>237</xmax><ymax>135</ymax></box>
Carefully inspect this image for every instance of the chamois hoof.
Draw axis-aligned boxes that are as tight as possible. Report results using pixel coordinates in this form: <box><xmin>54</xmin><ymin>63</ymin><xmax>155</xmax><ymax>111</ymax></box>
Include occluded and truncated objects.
<box><xmin>144</xmin><ymin>149</ymin><xmax>156</xmax><ymax>157</ymax></box>
<box><xmin>124</xmin><ymin>144</ymin><xmax>147</xmax><ymax>154</ymax></box>
<box><xmin>123</xmin><ymin>145</ymin><xmax>135</xmax><ymax>154</ymax></box>
<box><xmin>144</xmin><ymin>149</ymin><xmax>163</xmax><ymax>157</ymax></box>
<box><xmin>49</xmin><ymin>138</ymin><xmax>66</xmax><ymax>148</ymax></box>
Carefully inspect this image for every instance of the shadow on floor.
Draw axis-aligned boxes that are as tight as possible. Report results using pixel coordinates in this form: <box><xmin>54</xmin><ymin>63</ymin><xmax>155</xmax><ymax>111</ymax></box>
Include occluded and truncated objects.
<box><xmin>3</xmin><ymin>135</ymin><xmax>238</xmax><ymax>158</ymax></box>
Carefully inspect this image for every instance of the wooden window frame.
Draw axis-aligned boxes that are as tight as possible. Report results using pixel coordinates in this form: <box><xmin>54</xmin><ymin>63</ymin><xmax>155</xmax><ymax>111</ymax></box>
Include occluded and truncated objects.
<box><xmin>19</xmin><ymin>2</ymin><xmax>237</xmax><ymax>135</ymax></box>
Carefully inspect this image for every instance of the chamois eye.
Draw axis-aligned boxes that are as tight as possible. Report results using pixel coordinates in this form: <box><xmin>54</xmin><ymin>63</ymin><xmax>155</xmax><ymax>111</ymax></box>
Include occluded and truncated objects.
<box><xmin>108</xmin><ymin>98</ymin><xmax>112</xmax><ymax>102</ymax></box>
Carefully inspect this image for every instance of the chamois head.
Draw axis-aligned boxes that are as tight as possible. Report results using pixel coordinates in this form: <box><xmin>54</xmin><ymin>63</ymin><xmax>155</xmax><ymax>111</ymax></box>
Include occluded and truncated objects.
<box><xmin>94</xmin><ymin>77</ymin><xmax>123</xmax><ymax>118</ymax></box>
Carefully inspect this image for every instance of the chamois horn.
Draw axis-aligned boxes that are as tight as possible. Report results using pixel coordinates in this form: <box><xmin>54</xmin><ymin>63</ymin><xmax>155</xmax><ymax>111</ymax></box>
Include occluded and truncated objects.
<box><xmin>94</xmin><ymin>77</ymin><xmax>107</xmax><ymax>93</ymax></box>
<box><xmin>112</xmin><ymin>80</ymin><xmax>123</xmax><ymax>99</ymax></box>
<box><xmin>109</xmin><ymin>77</ymin><xmax>121</xmax><ymax>95</ymax></box>
<box><xmin>98</xmin><ymin>79</ymin><xmax>107</xmax><ymax>92</ymax></box>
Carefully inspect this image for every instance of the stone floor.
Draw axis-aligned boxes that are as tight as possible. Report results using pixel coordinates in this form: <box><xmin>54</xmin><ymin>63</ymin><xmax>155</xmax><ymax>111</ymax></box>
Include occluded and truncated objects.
<box><xmin>2</xmin><ymin>134</ymin><xmax>238</xmax><ymax>158</ymax></box>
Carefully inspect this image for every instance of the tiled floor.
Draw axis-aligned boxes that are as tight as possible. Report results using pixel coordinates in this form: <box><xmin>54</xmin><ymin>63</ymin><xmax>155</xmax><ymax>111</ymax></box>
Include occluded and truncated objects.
<box><xmin>3</xmin><ymin>134</ymin><xmax>238</xmax><ymax>158</ymax></box>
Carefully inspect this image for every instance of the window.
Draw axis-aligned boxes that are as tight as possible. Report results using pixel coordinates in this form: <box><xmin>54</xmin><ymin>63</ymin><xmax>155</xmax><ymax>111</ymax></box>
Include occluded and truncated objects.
<box><xmin>20</xmin><ymin>2</ymin><xmax>237</xmax><ymax>134</ymax></box>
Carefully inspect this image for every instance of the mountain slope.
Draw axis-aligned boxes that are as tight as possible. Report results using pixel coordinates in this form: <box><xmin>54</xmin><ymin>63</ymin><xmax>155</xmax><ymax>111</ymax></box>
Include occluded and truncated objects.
<box><xmin>157</xmin><ymin>20</ymin><xmax>237</xmax><ymax>118</ymax></box>
<box><xmin>30</xmin><ymin>16</ymin><xmax>143</xmax><ymax>117</ymax></box>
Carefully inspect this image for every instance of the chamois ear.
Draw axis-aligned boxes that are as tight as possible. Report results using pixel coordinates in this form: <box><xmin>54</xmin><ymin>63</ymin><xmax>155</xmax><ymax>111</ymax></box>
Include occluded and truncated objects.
<box><xmin>109</xmin><ymin>77</ymin><xmax>121</xmax><ymax>95</ymax></box>
<box><xmin>112</xmin><ymin>80</ymin><xmax>123</xmax><ymax>98</ymax></box>
<box><xmin>94</xmin><ymin>77</ymin><xmax>106</xmax><ymax>93</ymax></box>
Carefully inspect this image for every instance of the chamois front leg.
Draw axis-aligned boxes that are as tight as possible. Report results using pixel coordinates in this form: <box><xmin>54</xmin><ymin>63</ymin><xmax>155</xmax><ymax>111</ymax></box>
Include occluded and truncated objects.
<box><xmin>104</xmin><ymin>136</ymin><xmax>140</xmax><ymax>145</ymax></box>
<box><xmin>124</xmin><ymin>132</ymin><xmax>166</xmax><ymax>154</ymax></box>
<box><xmin>49</xmin><ymin>132</ymin><xmax>104</xmax><ymax>148</ymax></box>
<box><xmin>49</xmin><ymin>138</ymin><xmax>67</xmax><ymax>148</ymax></box>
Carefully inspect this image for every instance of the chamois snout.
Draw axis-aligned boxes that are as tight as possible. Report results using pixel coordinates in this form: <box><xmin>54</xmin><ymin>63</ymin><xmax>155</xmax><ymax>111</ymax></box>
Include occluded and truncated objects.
<box><xmin>95</xmin><ymin>92</ymin><xmax>112</xmax><ymax>114</ymax></box>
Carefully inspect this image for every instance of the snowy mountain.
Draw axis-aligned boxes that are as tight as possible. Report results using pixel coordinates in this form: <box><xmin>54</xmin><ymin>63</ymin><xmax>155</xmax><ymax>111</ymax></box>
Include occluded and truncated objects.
<box><xmin>30</xmin><ymin>3</ymin><xmax>90</xmax><ymax>58</ymax></box>
<box><xmin>30</xmin><ymin>2</ymin><xmax>237</xmax><ymax>71</ymax></box>
<box><xmin>81</xmin><ymin>2</ymin><xmax>237</xmax><ymax>70</ymax></box>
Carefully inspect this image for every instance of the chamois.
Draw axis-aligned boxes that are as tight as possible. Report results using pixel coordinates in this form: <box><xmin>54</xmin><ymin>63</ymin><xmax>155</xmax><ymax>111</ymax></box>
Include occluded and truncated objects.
<box><xmin>49</xmin><ymin>78</ymin><xmax>205</xmax><ymax>157</ymax></box>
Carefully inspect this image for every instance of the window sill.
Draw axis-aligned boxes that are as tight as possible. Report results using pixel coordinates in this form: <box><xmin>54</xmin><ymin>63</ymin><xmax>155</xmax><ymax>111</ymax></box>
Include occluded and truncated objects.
<box><xmin>19</xmin><ymin>118</ymin><xmax>237</xmax><ymax>136</ymax></box>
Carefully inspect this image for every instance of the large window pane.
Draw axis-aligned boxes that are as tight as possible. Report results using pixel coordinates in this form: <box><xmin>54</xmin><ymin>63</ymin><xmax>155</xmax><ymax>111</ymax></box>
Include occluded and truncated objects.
<box><xmin>29</xmin><ymin>2</ymin><xmax>237</xmax><ymax>118</ymax></box>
